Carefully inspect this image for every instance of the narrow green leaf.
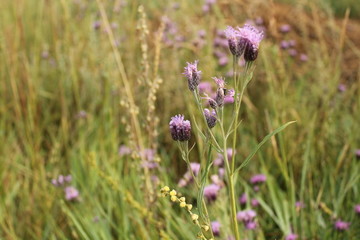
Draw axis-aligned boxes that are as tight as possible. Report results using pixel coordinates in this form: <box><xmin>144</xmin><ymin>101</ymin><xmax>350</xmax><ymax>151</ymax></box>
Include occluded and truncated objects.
<box><xmin>235</xmin><ymin>121</ymin><xmax>296</xmax><ymax>173</ymax></box>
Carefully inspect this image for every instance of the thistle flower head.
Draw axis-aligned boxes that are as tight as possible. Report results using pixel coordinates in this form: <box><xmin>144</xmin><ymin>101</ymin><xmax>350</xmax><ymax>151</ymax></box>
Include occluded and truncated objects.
<box><xmin>334</xmin><ymin>220</ymin><xmax>350</xmax><ymax>231</ymax></box>
<box><xmin>212</xmin><ymin>76</ymin><xmax>225</xmax><ymax>88</ymax></box>
<box><xmin>238</xmin><ymin>24</ymin><xmax>264</xmax><ymax>62</ymax></box>
<box><xmin>250</xmin><ymin>174</ymin><xmax>267</xmax><ymax>184</ymax></box>
<box><xmin>211</xmin><ymin>221</ymin><xmax>221</xmax><ymax>236</ymax></box>
<box><xmin>169</xmin><ymin>115</ymin><xmax>191</xmax><ymax>141</ymax></box>
<box><xmin>355</xmin><ymin>204</ymin><xmax>360</xmax><ymax>214</ymax></box>
<box><xmin>224</xmin><ymin>26</ymin><xmax>243</xmax><ymax>57</ymax></box>
<box><xmin>285</xmin><ymin>233</ymin><xmax>298</xmax><ymax>240</ymax></box>
<box><xmin>237</xmin><ymin>209</ymin><xmax>257</xmax><ymax>222</ymax></box>
<box><xmin>203</xmin><ymin>184</ymin><xmax>221</xmax><ymax>202</ymax></box>
<box><xmin>239</xmin><ymin>193</ymin><xmax>247</xmax><ymax>205</ymax></box>
<box><xmin>65</xmin><ymin>186</ymin><xmax>80</xmax><ymax>201</ymax></box>
<box><xmin>204</xmin><ymin>108</ymin><xmax>217</xmax><ymax>128</ymax></box>
<box><xmin>183</xmin><ymin>60</ymin><xmax>201</xmax><ymax>91</ymax></box>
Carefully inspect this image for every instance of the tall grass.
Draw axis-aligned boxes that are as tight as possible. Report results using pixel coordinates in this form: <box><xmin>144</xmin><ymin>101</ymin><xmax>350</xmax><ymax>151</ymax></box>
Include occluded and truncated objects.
<box><xmin>0</xmin><ymin>0</ymin><xmax>359</xmax><ymax>239</ymax></box>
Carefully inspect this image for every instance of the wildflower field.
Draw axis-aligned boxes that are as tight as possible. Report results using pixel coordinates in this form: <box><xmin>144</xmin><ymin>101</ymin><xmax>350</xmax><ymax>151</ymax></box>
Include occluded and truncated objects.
<box><xmin>1</xmin><ymin>0</ymin><xmax>360</xmax><ymax>239</ymax></box>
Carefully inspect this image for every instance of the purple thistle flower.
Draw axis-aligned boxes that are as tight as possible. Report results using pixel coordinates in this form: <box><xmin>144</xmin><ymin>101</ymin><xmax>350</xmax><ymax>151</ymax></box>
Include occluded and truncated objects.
<box><xmin>65</xmin><ymin>186</ymin><xmax>80</xmax><ymax>201</ymax></box>
<box><xmin>215</xmin><ymin>88</ymin><xmax>226</xmax><ymax>107</ymax></box>
<box><xmin>250</xmin><ymin>174</ymin><xmax>267</xmax><ymax>184</ymax></box>
<box><xmin>224</xmin><ymin>26</ymin><xmax>243</xmax><ymax>57</ymax></box>
<box><xmin>299</xmin><ymin>53</ymin><xmax>308</xmax><ymax>62</ymax></box>
<box><xmin>93</xmin><ymin>20</ymin><xmax>101</xmax><ymax>30</ymax></box>
<box><xmin>204</xmin><ymin>108</ymin><xmax>217</xmax><ymax>128</ymax></box>
<box><xmin>58</xmin><ymin>175</ymin><xmax>65</xmax><ymax>185</ymax></box>
<box><xmin>280</xmin><ymin>40</ymin><xmax>290</xmax><ymax>49</ymax></box>
<box><xmin>64</xmin><ymin>175</ymin><xmax>72</xmax><ymax>183</ymax></box>
<box><xmin>354</xmin><ymin>204</ymin><xmax>360</xmax><ymax>215</ymax></box>
<box><xmin>183</xmin><ymin>60</ymin><xmax>201</xmax><ymax>91</ymax></box>
<box><xmin>354</xmin><ymin>149</ymin><xmax>360</xmax><ymax>159</ymax></box>
<box><xmin>224</xmin><ymin>89</ymin><xmax>235</xmax><ymax>104</ymax></box>
<box><xmin>202</xmin><ymin>4</ymin><xmax>210</xmax><ymax>13</ymax></box>
<box><xmin>288</xmin><ymin>39</ymin><xmax>296</xmax><ymax>47</ymax></box>
<box><xmin>288</xmin><ymin>49</ymin><xmax>297</xmax><ymax>57</ymax></box>
<box><xmin>218</xmin><ymin>56</ymin><xmax>229</xmax><ymax>66</ymax></box>
<box><xmin>239</xmin><ymin>193</ymin><xmax>247</xmax><ymax>205</ymax></box>
<box><xmin>295</xmin><ymin>201</ymin><xmax>305</xmax><ymax>209</ymax></box>
<box><xmin>237</xmin><ymin>209</ymin><xmax>257</xmax><ymax>222</ymax></box>
<box><xmin>178</xmin><ymin>178</ymin><xmax>187</xmax><ymax>187</ymax></box>
<box><xmin>204</xmin><ymin>184</ymin><xmax>221</xmax><ymax>202</ymax></box>
<box><xmin>285</xmin><ymin>233</ymin><xmax>298</xmax><ymax>240</ymax></box>
<box><xmin>334</xmin><ymin>220</ymin><xmax>350</xmax><ymax>231</ymax></box>
<box><xmin>212</xmin><ymin>77</ymin><xmax>226</xmax><ymax>88</ymax></box>
<box><xmin>51</xmin><ymin>179</ymin><xmax>58</xmax><ymax>186</ymax></box>
<box><xmin>190</xmin><ymin>162</ymin><xmax>201</xmax><ymax>176</ymax></box>
<box><xmin>238</xmin><ymin>24</ymin><xmax>264</xmax><ymax>62</ymax></box>
<box><xmin>218</xmin><ymin>168</ymin><xmax>225</xmax><ymax>178</ymax></box>
<box><xmin>169</xmin><ymin>115</ymin><xmax>191</xmax><ymax>141</ymax></box>
<box><xmin>198</xmin><ymin>29</ymin><xmax>206</xmax><ymax>38</ymax></box>
<box><xmin>211</xmin><ymin>221</ymin><xmax>221</xmax><ymax>236</ymax></box>
<box><xmin>251</xmin><ymin>198</ymin><xmax>259</xmax><ymax>207</ymax></box>
<box><xmin>198</xmin><ymin>82</ymin><xmax>213</xmax><ymax>94</ymax></box>
<box><xmin>338</xmin><ymin>84</ymin><xmax>347</xmax><ymax>92</ymax></box>
<box><xmin>245</xmin><ymin>221</ymin><xmax>257</xmax><ymax>230</ymax></box>
<box><xmin>279</xmin><ymin>24</ymin><xmax>291</xmax><ymax>33</ymax></box>
<box><xmin>118</xmin><ymin>145</ymin><xmax>131</xmax><ymax>156</ymax></box>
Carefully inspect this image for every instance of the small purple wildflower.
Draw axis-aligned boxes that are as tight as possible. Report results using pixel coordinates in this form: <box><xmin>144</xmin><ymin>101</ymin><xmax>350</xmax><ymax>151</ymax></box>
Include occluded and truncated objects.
<box><xmin>238</xmin><ymin>24</ymin><xmax>264</xmax><ymax>62</ymax></box>
<box><xmin>288</xmin><ymin>39</ymin><xmax>296</xmax><ymax>47</ymax></box>
<box><xmin>239</xmin><ymin>193</ymin><xmax>247</xmax><ymax>205</ymax></box>
<box><xmin>198</xmin><ymin>82</ymin><xmax>212</xmax><ymax>94</ymax></box>
<box><xmin>93</xmin><ymin>20</ymin><xmax>101</xmax><ymax>30</ymax></box>
<box><xmin>299</xmin><ymin>53</ymin><xmax>308</xmax><ymax>62</ymax></box>
<box><xmin>218</xmin><ymin>56</ymin><xmax>229</xmax><ymax>66</ymax></box>
<box><xmin>255</xmin><ymin>17</ymin><xmax>264</xmax><ymax>25</ymax></box>
<box><xmin>338</xmin><ymin>84</ymin><xmax>347</xmax><ymax>92</ymax></box>
<box><xmin>211</xmin><ymin>221</ymin><xmax>221</xmax><ymax>236</ymax></box>
<box><xmin>280</xmin><ymin>40</ymin><xmax>290</xmax><ymax>49</ymax></box>
<box><xmin>237</xmin><ymin>209</ymin><xmax>257</xmax><ymax>230</ymax></box>
<box><xmin>204</xmin><ymin>184</ymin><xmax>221</xmax><ymax>202</ymax></box>
<box><xmin>211</xmin><ymin>175</ymin><xmax>224</xmax><ymax>187</ymax></box>
<box><xmin>41</xmin><ymin>50</ymin><xmax>49</xmax><ymax>59</ymax></box>
<box><xmin>245</xmin><ymin>221</ymin><xmax>257</xmax><ymax>230</ymax></box>
<box><xmin>93</xmin><ymin>216</ymin><xmax>100</xmax><ymax>223</ymax></box>
<box><xmin>202</xmin><ymin>4</ymin><xmax>210</xmax><ymax>13</ymax></box>
<box><xmin>285</xmin><ymin>233</ymin><xmax>298</xmax><ymax>240</ymax></box>
<box><xmin>295</xmin><ymin>201</ymin><xmax>305</xmax><ymax>209</ymax></box>
<box><xmin>250</xmin><ymin>174</ymin><xmax>267</xmax><ymax>184</ymax></box>
<box><xmin>279</xmin><ymin>24</ymin><xmax>291</xmax><ymax>33</ymax></box>
<box><xmin>288</xmin><ymin>49</ymin><xmax>297</xmax><ymax>57</ymax></box>
<box><xmin>65</xmin><ymin>186</ymin><xmax>80</xmax><ymax>201</ymax></box>
<box><xmin>354</xmin><ymin>204</ymin><xmax>360</xmax><ymax>215</ymax></box>
<box><xmin>204</xmin><ymin>108</ymin><xmax>217</xmax><ymax>128</ymax></box>
<box><xmin>75</xmin><ymin>110</ymin><xmax>87</xmax><ymax>119</ymax></box>
<box><xmin>237</xmin><ymin>209</ymin><xmax>257</xmax><ymax>222</ymax></box>
<box><xmin>198</xmin><ymin>29</ymin><xmax>206</xmax><ymax>38</ymax></box>
<box><xmin>251</xmin><ymin>198</ymin><xmax>259</xmax><ymax>207</ymax></box>
<box><xmin>190</xmin><ymin>162</ymin><xmax>201</xmax><ymax>176</ymax></box>
<box><xmin>212</xmin><ymin>76</ymin><xmax>226</xmax><ymax>88</ymax></box>
<box><xmin>224</xmin><ymin>89</ymin><xmax>235</xmax><ymax>104</ymax></box>
<box><xmin>51</xmin><ymin>179</ymin><xmax>58</xmax><ymax>186</ymax></box>
<box><xmin>334</xmin><ymin>220</ymin><xmax>350</xmax><ymax>231</ymax></box>
<box><xmin>215</xmin><ymin>88</ymin><xmax>226</xmax><ymax>107</ymax></box>
<box><xmin>183</xmin><ymin>60</ymin><xmax>201</xmax><ymax>91</ymax></box>
<box><xmin>224</xmin><ymin>26</ymin><xmax>244</xmax><ymax>57</ymax></box>
<box><xmin>118</xmin><ymin>145</ymin><xmax>131</xmax><ymax>156</ymax></box>
<box><xmin>355</xmin><ymin>149</ymin><xmax>360</xmax><ymax>159</ymax></box>
<box><xmin>169</xmin><ymin>115</ymin><xmax>191</xmax><ymax>141</ymax></box>
<box><xmin>218</xmin><ymin>168</ymin><xmax>225</xmax><ymax>178</ymax></box>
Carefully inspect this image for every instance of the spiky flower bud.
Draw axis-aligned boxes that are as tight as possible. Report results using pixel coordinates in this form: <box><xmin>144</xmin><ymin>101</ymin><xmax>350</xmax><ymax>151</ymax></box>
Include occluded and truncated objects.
<box><xmin>237</xmin><ymin>24</ymin><xmax>264</xmax><ymax>62</ymax></box>
<box><xmin>183</xmin><ymin>60</ymin><xmax>201</xmax><ymax>91</ymax></box>
<box><xmin>215</xmin><ymin>88</ymin><xmax>225</xmax><ymax>107</ymax></box>
<box><xmin>169</xmin><ymin>115</ymin><xmax>191</xmax><ymax>141</ymax></box>
<box><xmin>224</xmin><ymin>26</ymin><xmax>244</xmax><ymax>57</ymax></box>
<box><xmin>208</xmin><ymin>98</ymin><xmax>218</xmax><ymax>109</ymax></box>
<box><xmin>204</xmin><ymin>108</ymin><xmax>217</xmax><ymax>129</ymax></box>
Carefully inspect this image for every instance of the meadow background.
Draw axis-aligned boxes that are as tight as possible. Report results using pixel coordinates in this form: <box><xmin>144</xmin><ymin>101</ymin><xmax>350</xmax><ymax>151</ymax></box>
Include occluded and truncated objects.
<box><xmin>0</xmin><ymin>0</ymin><xmax>360</xmax><ymax>239</ymax></box>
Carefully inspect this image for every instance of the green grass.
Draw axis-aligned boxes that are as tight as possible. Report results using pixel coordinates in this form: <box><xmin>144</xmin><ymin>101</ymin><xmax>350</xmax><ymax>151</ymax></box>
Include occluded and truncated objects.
<box><xmin>0</xmin><ymin>0</ymin><xmax>359</xmax><ymax>239</ymax></box>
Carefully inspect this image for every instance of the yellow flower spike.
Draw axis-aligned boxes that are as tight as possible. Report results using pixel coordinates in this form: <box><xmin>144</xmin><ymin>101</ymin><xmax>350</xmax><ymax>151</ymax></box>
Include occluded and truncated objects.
<box><xmin>163</xmin><ymin>186</ymin><xmax>170</xmax><ymax>192</ymax></box>
<box><xmin>179</xmin><ymin>202</ymin><xmax>186</xmax><ymax>208</ymax></box>
<box><xmin>170</xmin><ymin>196</ymin><xmax>177</xmax><ymax>202</ymax></box>
<box><xmin>186</xmin><ymin>204</ymin><xmax>193</xmax><ymax>211</ymax></box>
<box><xmin>169</xmin><ymin>190</ymin><xmax>177</xmax><ymax>196</ymax></box>
<box><xmin>191</xmin><ymin>214</ymin><xmax>199</xmax><ymax>221</ymax></box>
<box><xmin>179</xmin><ymin>197</ymin><xmax>186</xmax><ymax>202</ymax></box>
